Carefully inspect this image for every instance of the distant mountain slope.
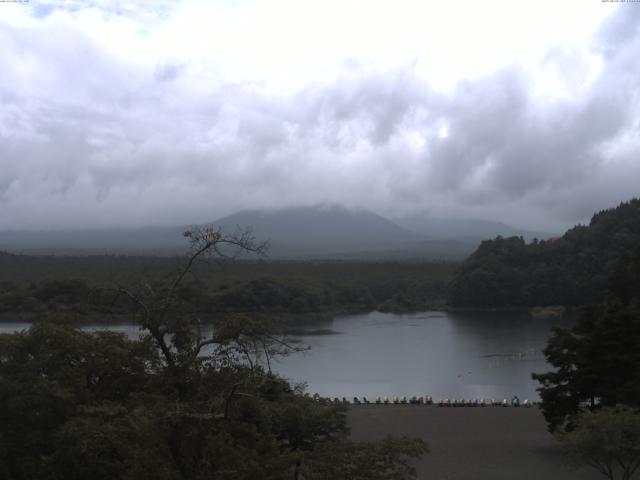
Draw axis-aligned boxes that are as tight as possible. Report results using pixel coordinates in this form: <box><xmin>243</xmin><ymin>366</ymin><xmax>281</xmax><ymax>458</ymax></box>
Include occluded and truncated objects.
<box><xmin>450</xmin><ymin>198</ymin><xmax>640</xmax><ymax>307</ymax></box>
<box><xmin>0</xmin><ymin>226</ymin><xmax>186</xmax><ymax>255</ymax></box>
<box><xmin>0</xmin><ymin>205</ymin><xmax>495</xmax><ymax>260</ymax></box>
<box><xmin>394</xmin><ymin>213</ymin><xmax>553</xmax><ymax>241</ymax></box>
<box><xmin>210</xmin><ymin>206</ymin><xmax>420</xmax><ymax>254</ymax></box>
<box><xmin>0</xmin><ymin>206</ymin><xmax>429</xmax><ymax>257</ymax></box>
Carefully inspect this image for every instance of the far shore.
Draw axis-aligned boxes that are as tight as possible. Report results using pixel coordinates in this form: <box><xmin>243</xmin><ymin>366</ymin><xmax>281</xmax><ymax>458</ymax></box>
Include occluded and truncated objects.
<box><xmin>0</xmin><ymin>305</ymin><xmax>575</xmax><ymax>325</ymax></box>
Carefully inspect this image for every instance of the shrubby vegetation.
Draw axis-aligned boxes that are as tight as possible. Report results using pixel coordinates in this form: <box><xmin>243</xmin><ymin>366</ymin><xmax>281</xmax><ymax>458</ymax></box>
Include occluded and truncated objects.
<box><xmin>0</xmin><ymin>321</ymin><xmax>426</xmax><ymax>480</ymax></box>
<box><xmin>451</xmin><ymin>198</ymin><xmax>640</xmax><ymax>307</ymax></box>
<box><xmin>558</xmin><ymin>405</ymin><xmax>640</xmax><ymax>480</ymax></box>
<box><xmin>0</xmin><ymin>227</ymin><xmax>427</xmax><ymax>480</ymax></box>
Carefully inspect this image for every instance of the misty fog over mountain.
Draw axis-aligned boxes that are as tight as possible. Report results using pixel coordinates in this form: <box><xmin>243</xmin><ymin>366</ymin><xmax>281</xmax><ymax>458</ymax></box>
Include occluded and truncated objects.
<box><xmin>1</xmin><ymin>2</ymin><xmax>639</xmax><ymax>234</ymax></box>
<box><xmin>0</xmin><ymin>205</ymin><xmax>554</xmax><ymax>259</ymax></box>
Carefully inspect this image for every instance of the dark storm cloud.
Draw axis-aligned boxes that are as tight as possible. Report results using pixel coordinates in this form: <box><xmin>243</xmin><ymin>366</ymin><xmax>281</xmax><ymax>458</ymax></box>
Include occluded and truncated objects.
<box><xmin>0</xmin><ymin>5</ymin><xmax>638</xmax><ymax>231</ymax></box>
<box><xmin>299</xmin><ymin>68</ymin><xmax>432</xmax><ymax>148</ymax></box>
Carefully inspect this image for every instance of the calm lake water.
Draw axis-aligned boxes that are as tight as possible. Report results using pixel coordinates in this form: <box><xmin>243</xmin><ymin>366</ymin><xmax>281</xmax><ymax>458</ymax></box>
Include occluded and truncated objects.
<box><xmin>0</xmin><ymin>310</ymin><xmax>571</xmax><ymax>400</ymax></box>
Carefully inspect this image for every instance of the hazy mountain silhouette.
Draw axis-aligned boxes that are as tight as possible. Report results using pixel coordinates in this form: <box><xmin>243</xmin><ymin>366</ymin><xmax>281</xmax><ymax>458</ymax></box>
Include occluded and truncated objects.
<box><xmin>0</xmin><ymin>226</ymin><xmax>185</xmax><ymax>255</ymax></box>
<box><xmin>394</xmin><ymin>213</ymin><xmax>553</xmax><ymax>241</ymax></box>
<box><xmin>211</xmin><ymin>205</ymin><xmax>416</xmax><ymax>253</ymax></box>
<box><xmin>0</xmin><ymin>205</ymin><xmax>548</xmax><ymax>259</ymax></box>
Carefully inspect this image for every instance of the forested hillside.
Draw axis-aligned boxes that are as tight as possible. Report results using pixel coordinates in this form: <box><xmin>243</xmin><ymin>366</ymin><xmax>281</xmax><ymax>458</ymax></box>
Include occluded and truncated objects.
<box><xmin>450</xmin><ymin>199</ymin><xmax>640</xmax><ymax>307</ymax></box>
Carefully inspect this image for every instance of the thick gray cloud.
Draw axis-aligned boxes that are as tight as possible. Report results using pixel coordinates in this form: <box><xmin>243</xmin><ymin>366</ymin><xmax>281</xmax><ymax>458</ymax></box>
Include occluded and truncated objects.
<box><xmin>0</xmin><ymin>4</ymin><xmax>638</xmax><ymax>232</ymax></box>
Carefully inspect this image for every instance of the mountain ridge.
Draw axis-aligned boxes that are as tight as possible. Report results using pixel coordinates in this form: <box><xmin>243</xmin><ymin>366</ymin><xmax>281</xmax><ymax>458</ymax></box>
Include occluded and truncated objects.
<box><xmin>0</xmin><ymin>205</ymin><xmax>550</xmax><ymax>259</ymax></box>
<box><xmin>393</xmin><ymin>212</ymin><xmax>552</xmax><ymax>241</ymax></box>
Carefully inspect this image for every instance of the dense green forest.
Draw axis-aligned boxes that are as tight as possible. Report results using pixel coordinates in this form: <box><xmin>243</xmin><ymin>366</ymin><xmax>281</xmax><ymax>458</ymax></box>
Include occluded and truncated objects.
<box><xmin>529</xmin><ymin>245</ymin><xmax>640</xmax><ymax>480</ymax></box>
<box><xmin>450</xmin><ymin>199</ymin><xmax>640</xmax><ymax>307</ymax></box>
<box><xmin>0</xmin><ymin>228</ymin><xmax>427</xmax><ymax>479</ymax></box>
<box><xmin>0</xmin><ymin>253</ymin><xmax>454</xmax><ymax>321</ymax></box>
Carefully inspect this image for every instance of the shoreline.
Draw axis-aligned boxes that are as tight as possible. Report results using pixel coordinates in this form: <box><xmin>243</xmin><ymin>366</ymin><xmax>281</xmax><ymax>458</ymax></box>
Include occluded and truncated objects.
<box><xmin>0</xmin><ymin>305</ymin><xmax>573</xmax><ymax>325</ymax></box>
<box><xmin>348</xmin><ymin>405</ymin><xmax>599</xmax><ymax>480</ymax></box>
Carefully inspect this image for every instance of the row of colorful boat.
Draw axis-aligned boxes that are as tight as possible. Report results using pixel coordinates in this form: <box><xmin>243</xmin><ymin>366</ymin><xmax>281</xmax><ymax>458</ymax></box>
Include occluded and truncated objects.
<box><xmin>315</xmin><ymin>395</ymin><xmax>533</xmax><ymax>407</ymax></box>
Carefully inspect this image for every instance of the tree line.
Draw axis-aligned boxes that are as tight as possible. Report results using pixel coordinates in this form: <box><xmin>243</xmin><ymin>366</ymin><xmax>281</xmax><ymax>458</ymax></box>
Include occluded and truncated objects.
<box><xmin>451</xmin><ymin>198</ymin><xmax>640</xmax><ymax>307</ymax></box>
<box><xmin>0</xmin><ymin>257</ymin><xmax>453</xmax><ymax>320</ymax></box>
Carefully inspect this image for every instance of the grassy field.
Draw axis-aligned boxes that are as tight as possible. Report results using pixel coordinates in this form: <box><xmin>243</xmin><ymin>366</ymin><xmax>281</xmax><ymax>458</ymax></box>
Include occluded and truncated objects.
<box><xmin>348</xmin><ymin>405</ymin><xmax>601</xmax><ymax>480</ymax></box>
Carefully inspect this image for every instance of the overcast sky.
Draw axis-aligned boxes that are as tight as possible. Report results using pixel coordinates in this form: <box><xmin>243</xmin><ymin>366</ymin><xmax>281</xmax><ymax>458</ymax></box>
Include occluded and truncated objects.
<box><xmin>1</xmin><ymin>0</ymin><xmax>639</xmax><ymax>232</ymax></box>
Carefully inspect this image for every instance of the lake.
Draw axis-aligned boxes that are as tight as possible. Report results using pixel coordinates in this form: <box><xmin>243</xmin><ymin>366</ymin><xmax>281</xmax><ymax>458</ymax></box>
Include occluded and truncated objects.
<box><xmin>0</xmin><ymin>310</ymin><xmax>571</xmax><ymax>401</ymax></box>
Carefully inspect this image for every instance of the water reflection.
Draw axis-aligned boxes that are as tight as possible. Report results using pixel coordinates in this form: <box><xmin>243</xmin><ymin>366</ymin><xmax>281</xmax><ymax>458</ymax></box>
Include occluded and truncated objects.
<box><xmin>0</xmin><ymin>311</ymin><xmax>572</xmax><ymax>400</ymax></box>
<box><xmin>274</xmin><ymin>311</ymin><xmax>572</xmax><ymax>400</ymax></box>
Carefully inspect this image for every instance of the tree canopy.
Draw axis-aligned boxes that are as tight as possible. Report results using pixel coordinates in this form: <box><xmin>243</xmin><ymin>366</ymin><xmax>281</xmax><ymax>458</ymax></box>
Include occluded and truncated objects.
<box><xmin>533</xmin><ymin>245</ymin><xmax>640</xmax><ymax>432</ymax></box>
<box><xmin>451</xmin><ymin>198</ymin><xmax>640</xmax><ymax>307</ymax></box>
<box><xmin>0</xmin><ymin>226</ymin><xmax>427</xmax><ymax>479</ymax></box>
<box><xmin>558</xmin><ymin>405</ymin><xmax>640</xmax><ymax>480</ymax></box>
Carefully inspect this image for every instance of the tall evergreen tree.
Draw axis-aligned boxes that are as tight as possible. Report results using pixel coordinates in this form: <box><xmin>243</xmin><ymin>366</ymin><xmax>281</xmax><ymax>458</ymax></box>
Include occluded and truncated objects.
<box><xmin>533</xmin><ymin>247</ymin><xmax>640</xmax><ymax>431</ymax></box>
